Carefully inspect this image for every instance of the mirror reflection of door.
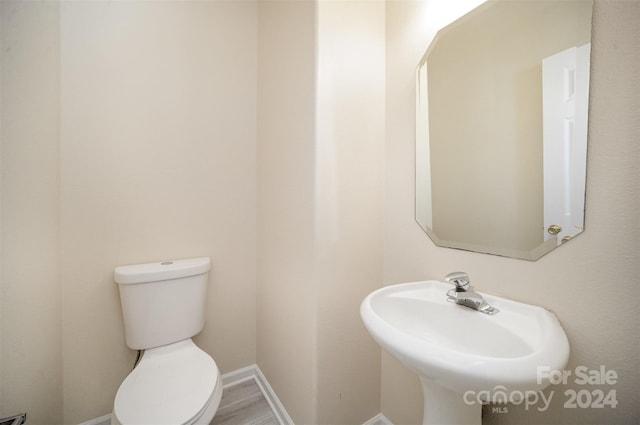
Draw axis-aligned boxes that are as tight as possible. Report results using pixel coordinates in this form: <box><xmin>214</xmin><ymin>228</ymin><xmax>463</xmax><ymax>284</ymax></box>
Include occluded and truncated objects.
<box><xmin>542</xmin><ymin>43</ymin><xmax>590</xmax><ymax>245</ymax></box>
<box><xmin>415</xmin><ymin>0</ymin><xmax>593</xmax><ymax>260</ymax></box>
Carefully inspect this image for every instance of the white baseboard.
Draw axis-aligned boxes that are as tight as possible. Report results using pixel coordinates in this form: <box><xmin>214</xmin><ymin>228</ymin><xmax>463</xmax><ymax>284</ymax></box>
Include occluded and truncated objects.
<box><xmin>221</xmin><ymin>363</ymin><xmax>259</xmax><ymax>386</ymax></box>
<box><xmin>78</xmin><ymin>413</ymin><xmax>111</xmax><ymax>425</ymax></box>
<box><xmin>79</xmin><ymin>364</ymin><xmax>387</xmax><ymax>425</ymax></box>
<box><xmin>222</xmin><ymin>364</ymin><xmax>295</xmax><ymax>425</ymax></box>
<box><xmin>223</xmin><ymin>366</ymin><xmax>393</xmax><ymax>425</ymax></box>
<box><xmin>362</xmin><ymin>413</ymin><xmax>394</xmax><ymax>425</ymax></box>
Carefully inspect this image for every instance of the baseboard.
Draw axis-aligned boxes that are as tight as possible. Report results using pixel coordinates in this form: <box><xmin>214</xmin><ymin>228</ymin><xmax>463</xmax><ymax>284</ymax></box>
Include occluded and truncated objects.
<box><xmin>228</xmin><ymin>366</ymin><xmax>394</xmax><ymax>425</ymax></box>
<box><xmin>362</xmin><ymin>413</ymin><xmax>394</xmax><ymax>425</ymax></box>
<box><xmin>77</xmin><ymin>413</ymin><xmax>111</xmax><ymax>425</ymax></box>
<box><xmin>79</xmin><ymin>364</ymin><xmax>387</xmax><ymax>425</ymax></box>
<box><xmin>223</xmin><ymin>364</ymin><xmax>295</xmax><ymax>425</ymax></box>
<box><xmin>221</xmin><ymin>363</ymin><xmax>259</xmax><ymax>386</ymax></box>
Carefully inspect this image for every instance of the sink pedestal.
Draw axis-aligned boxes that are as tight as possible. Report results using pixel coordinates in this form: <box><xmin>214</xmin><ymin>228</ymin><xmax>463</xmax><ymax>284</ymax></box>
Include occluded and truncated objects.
<box><xmin>420</xmin><ymin>378</ymin><xmax>480</xmax><ymax>425</ymax></box>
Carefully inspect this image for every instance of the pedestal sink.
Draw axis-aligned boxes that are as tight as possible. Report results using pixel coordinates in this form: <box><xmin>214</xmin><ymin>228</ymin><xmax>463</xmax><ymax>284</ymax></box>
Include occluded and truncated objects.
<box><xmin>360</xmin><ymin>280</ymin><xmax>570</xmax><ymax>425</ymax></box>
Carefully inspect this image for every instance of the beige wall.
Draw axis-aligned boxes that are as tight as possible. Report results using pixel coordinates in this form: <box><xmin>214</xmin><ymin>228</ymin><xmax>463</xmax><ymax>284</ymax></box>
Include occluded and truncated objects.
<box><xmin>257</xmin><ymin>1</ymin><xmax>384</xmax><ymax>423</ymax></box>
<box><xmin>2</xmin><ymin>0</ymin><xmax>385</xmax><ymax>423</ymax></box>
<box><xmin>59</xmin><ymin>1</ymin><xmax>257</xmax><ymax>422</ymax></box>
<box><xmin>0</xmin><ymin>1</ymin><xmax>62</xmax><ymax>423</ymax></box>
<box><xmin>257</xmin><ymin>1</ymin><xmax>318</xmax><ymax>422</ymax></box>
<box><xmin>384</xmin><ymin>1</ymin><xmax>640</xmax><ymax>424</ymax></box>
<box><xmin>315</xmin><ymin>1</ymin><xmax>385</xmax><ymax>422</ymax></box>
<box><xmin>2</xmin><ymin>1</ymin><xmax>257</xmax><ymax>423</ymax></box>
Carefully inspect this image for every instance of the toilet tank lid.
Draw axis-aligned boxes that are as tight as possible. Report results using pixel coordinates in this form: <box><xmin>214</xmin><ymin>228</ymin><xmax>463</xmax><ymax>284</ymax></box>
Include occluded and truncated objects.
<box><xmin>114</xmin><ymin>257</ymin><xmax>210</xmax><ymax>285</ymax></box>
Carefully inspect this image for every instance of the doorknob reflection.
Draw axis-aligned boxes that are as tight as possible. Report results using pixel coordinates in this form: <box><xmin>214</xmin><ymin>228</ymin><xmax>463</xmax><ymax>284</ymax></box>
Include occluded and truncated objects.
<box><xmin>547</xmin><ymin>224</ymin><xmax>562</xmax><ymax>235</ymax></box>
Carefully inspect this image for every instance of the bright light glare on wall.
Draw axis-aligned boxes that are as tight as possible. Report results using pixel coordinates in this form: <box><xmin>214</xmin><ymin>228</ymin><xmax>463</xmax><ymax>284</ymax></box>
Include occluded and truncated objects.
<box><xmin>418</xmin><ymin>0</ymin><xmax>487</xmax><ymax>42</ymax></box>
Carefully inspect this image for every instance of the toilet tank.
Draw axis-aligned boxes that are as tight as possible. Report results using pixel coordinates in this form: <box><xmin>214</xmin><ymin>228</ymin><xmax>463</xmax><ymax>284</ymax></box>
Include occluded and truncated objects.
<box><xmin>114</xmin><ymin>257</ymin><xmax>210</xmax><ymax>350</ymax></box>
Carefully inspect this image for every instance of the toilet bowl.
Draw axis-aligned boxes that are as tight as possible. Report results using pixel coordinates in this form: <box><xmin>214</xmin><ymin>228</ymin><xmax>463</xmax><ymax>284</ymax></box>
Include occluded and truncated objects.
<box><xmin>112</xmin><ymin>339</ymin><xmax>223</xmax><ymax>425</ymax></box>
<box><xmin>111</xmin><ymin>258</ymin><xmax>222</xmax><ymax>425</ymax></box>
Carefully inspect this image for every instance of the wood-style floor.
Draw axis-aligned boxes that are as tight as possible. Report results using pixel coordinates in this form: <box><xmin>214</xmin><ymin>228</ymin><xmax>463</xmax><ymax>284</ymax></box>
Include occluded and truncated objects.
<box><xmin>210</xmin><ymin>378</ymin><xmax>279</xmax><ymax>425</ymax></box>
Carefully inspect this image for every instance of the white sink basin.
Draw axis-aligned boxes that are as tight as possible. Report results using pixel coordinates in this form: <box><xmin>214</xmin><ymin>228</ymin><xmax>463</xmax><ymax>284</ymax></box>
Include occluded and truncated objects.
<box><xmin>361</xmin><ymin>280</ymin><xmax>570</xmax><ymax>425</ymax></box>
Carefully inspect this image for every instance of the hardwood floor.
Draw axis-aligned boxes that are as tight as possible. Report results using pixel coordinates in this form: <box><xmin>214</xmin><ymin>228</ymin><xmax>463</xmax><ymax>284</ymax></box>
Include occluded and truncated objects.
<box><xmin>211</xmin><ymin>378</ymin><xmax>280</xmax><ymax>425</ymax></box>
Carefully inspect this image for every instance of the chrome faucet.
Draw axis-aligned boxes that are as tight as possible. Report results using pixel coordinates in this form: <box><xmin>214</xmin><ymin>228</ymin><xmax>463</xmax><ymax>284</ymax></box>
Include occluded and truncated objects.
<box><xmin>443</xmin><ymin>272</ymin><xmax>499</xmax><ymax>315</ymax></box>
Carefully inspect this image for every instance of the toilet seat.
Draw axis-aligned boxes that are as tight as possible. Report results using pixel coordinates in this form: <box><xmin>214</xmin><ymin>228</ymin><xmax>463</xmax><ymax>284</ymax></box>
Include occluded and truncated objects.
<box><xmin>113</xmin><ymin>339</ymin><xmax>222</xmax><ymax>425</ymax></box>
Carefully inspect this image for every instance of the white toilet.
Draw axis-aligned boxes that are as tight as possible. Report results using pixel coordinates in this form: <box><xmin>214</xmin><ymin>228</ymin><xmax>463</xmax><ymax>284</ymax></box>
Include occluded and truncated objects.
<box><xmin>111</xmin><ymin>257</ymin><xmax>223</xmax><ymax>425</ymax></box>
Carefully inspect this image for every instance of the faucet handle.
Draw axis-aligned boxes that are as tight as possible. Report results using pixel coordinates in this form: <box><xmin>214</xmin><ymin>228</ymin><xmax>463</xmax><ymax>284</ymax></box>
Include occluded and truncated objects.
<box><xmin>443</xmin><ymin>272</ymin><xmax>470</xmax><ymax>291</ymax></box>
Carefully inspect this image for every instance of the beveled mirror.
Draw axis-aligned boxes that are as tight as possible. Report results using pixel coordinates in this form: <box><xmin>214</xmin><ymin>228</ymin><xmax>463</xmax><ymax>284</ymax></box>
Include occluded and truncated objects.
<box><xmin>416</xmin><ymin>0</ymin><xmax>593</xmax><ymax>260</ymax></box>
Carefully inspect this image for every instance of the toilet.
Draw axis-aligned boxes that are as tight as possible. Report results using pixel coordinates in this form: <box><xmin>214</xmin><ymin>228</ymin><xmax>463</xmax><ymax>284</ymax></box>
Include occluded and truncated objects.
<box><xmin>111</xmin><ymin>257</ymin><xmax>223</xmax><ymax>425</ymax></box>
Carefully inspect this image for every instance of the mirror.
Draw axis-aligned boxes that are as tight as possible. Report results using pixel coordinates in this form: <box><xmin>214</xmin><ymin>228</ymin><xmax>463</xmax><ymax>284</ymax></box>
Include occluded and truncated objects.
<box><xmin>416</xmin><ymin>0</ymin><xmax>593</xmax><ymax>260</ymax></box>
